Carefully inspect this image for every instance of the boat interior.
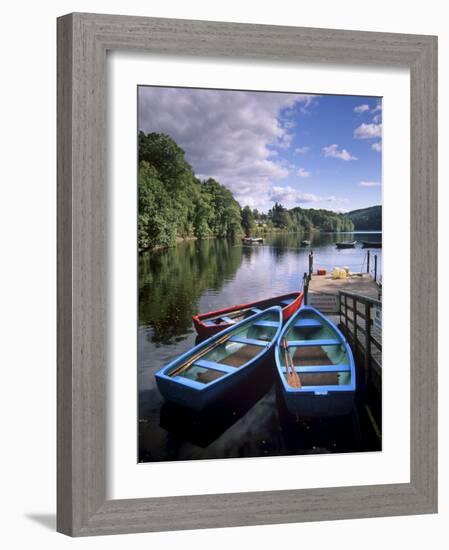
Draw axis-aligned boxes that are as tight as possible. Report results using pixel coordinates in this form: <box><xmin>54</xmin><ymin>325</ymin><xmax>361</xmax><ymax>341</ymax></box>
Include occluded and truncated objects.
<box><xmin>280</xmin><ymin>310</ymin><xmax>352</xmax><ymax>387</ymax></box>
<box><xmin>203</xmin><ymin>294</ymin><xmax>298</xmax><ymax>326</ymax></box>
<box><xmin>172</xmin><ymin>310</ymin><xmax>281</xmax><ymax>385</ymax></box>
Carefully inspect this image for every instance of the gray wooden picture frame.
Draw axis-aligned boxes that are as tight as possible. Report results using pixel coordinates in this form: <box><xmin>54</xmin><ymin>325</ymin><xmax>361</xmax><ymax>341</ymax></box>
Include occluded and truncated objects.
<box><xmin>57</xmin><ymin>12</ymin><xmax>438</xmax><ymax>537</ymax></box>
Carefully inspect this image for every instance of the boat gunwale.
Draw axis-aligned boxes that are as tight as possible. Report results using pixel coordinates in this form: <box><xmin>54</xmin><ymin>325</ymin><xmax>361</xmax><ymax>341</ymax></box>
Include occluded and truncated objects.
<box><xmin>275</xmin><ymin>305</ymin><xmax>356</xmax><ymax>395</ymax></box>
<box><xmin>193</xmin><ymin>291</ymin><xmax>303</xmax><ymax>329</ymax></box>
<box><xmin>156</xmin><ymin>306</ymin><xmax>283</xmax><ymax>392</ymax></box>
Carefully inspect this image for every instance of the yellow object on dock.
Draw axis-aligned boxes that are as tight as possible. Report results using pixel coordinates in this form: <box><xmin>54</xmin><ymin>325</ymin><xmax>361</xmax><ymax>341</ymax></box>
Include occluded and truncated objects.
<box><xmin>332</xmin><ymin>267</ymin><xmax>348</xmax><ymax>279</ymax></box>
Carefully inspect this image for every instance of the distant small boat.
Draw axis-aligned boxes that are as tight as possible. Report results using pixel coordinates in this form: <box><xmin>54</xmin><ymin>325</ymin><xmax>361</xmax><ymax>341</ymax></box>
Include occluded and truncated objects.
<box><xmin>242</xmin><ymin>237</ymin><xmax>263</xmax><ymax>244</ymax></box>
<box><xmin>336</xmin><ymin>241</ymin><xmax>356</xmax><ymax>249</ymax></box>
<box><xmin>275</xmin><ymin>306</ymin><xmax>356</xmax><ymax>417</ymax></box>
<box><xmin>193</xmin><ymin>291</ymin><xmax>304</xmax><ymax>338</ymax></box>
<box><xmin>155</xmin><ymin>306</ymin><xmax>283</xmax><ymax>411</ymax></box>
<box><xmin>301</xmin><ymin>240</ymin><xmax>311</xmax><ymax>246</ymax></box>
<box><xmin>361</xmin><ymin>241</ymin><xmax>382</xmax><ymax>248</ymax></box>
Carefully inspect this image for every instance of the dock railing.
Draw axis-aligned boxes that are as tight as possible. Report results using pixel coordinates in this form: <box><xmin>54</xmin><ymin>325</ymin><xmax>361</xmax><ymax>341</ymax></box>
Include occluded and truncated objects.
<box><xmin>338</xmin><ymin>290</ymin><xmax>382</xmax><ymax>376</ymax></box>
<box><xmin>338</xmin><ymin>290</ymin><xmax>382</xmax><ymax>434</ymax></box>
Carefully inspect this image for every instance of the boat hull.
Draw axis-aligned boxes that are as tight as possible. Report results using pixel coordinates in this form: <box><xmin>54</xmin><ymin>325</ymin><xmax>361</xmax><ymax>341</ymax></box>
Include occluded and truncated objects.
<box><xmin>156</xmin><ymin>351</ymin><xmax>272</xmax><ymax>411</ymax></box>
<box><xmin>241</xmin><ymin>237</ymin><xmax>263</xmax><ymax>244</ymax></box>
<box><xmin>336</xmin><ymin>242</ymin><xmax>356</xmax><ymax>249</ymax></box>
<box><xmin>192</xmin><ymin>291</ymin><xmax>303</xmax><ymax>338</ymax></box>
<box><xmin>275</xmin><ymin>306</ymin><xmax>356</xmax><ymax>418</ymax></box>
<box><xmin>282</xmin><ymin>385</ymin><xmax>355</xmax><ymax>417</ymax></box>
<box><xmin>156</xmin><ymin>306</ymin><xmax>283</xmax><ymax>411</ymax></box>
<box><xmin>361</xmin><ymin>241</ymin><xmax>382</xmax><ymax>248</ymax></box>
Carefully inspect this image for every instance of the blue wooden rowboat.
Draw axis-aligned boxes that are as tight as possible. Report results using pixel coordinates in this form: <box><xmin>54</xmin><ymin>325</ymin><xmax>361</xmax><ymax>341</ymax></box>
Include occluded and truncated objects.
<box><xmin>275</xmin><ymin>306</ymin><xmax>356</xmax><ymax>417</ymax></box>
<box><xmin>155</xmin><ymin>306</ymin><xmax>283</xmax><ymax>411</ymax></box>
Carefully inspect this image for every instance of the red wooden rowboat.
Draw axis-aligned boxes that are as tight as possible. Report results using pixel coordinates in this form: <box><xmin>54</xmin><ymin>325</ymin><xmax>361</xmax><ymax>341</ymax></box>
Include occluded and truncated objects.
<box><xmin>192</xmin><ymin>291</ymin><xmax>304</xmax><ymax>339</ymax></box>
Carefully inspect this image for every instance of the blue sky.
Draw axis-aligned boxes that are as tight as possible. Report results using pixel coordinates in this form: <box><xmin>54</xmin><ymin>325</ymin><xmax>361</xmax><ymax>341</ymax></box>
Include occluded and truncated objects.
<box><xmin>139</xmin><ymin>87</ymin><xmax>382</xmax><ymax>213</ymax></box>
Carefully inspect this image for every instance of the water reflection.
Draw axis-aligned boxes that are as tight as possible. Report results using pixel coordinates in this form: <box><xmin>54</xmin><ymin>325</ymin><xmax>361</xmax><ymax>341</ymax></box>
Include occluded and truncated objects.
<box><xmin>158</xmin><ymin>366</ymin><xmax>274</xmax><ymax>449</ymax></box>
<box><xmin>138</xmin><ymin>231</ymin><xmax>382</xmax><ymax>461</ymax></box>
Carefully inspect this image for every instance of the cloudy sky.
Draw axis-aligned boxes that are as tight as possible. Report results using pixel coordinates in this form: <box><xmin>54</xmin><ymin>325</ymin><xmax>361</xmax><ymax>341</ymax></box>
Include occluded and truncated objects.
<box><xmin>138</xmin><ymin>86</ymin><xmax>382</xmax><ymax>213</ymax></box>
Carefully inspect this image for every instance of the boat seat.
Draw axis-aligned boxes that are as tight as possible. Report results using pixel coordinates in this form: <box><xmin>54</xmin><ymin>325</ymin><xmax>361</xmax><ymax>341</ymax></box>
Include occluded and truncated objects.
<box><xmin>253</xmin><ymin>320</ymin><xmax>278</xmax><ymax>328</ymax></box>
<box><xmin>194</xmin><ymin>359</ymin><xmax>236</xmax><ymax>374</ymax></box>
<box><xmin>229</xmin><ymin>335</ymin><xmax>269</xmax><ymax>347</ymax></box>
<box><xmin>281</xmin><ymin>364</ymin><xmax>350</xmax><ymax>373</ymax></box>
<box><xmin>294</xmin><ymin>319</ymin><xmax>322</xmax><ymax>329</ymax></box>
<box><xmin>288</xmin><ymin>338</ymin><xmax>341</xmax><ymax>347</ymax></box>
<box><xmin>220</xmin><ymin>316</ymin><xmax>236</xmax><ymax>324</ymax></box>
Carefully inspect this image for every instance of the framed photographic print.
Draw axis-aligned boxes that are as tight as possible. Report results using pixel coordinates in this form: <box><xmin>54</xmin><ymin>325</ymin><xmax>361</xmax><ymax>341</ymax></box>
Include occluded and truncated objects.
<box><xmin>57</xmin><ymin>13</ymin><xmax>437</xmax><ymax>536</ymax></box>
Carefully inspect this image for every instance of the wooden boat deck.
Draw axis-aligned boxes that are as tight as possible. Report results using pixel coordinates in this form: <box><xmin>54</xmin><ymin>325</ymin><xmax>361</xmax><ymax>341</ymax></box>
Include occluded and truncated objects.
<box><xmin>196</xmin><ymin>370</ymin><xmax>226</xmax><ymax>383</ymax></box>
<box><xmin>293</xmin><ymin>346</ymin><xmax>333</xmax><ymax>366</ymax></box>
<box><xmin>220</xmin><ymin>343</ymin><xmax>262</xmax><ymax>367</ymax></box>
<box><xmin>298</xmin><ymin>372</ymin><xmax>339</xmax><ymax>386</ymax></box>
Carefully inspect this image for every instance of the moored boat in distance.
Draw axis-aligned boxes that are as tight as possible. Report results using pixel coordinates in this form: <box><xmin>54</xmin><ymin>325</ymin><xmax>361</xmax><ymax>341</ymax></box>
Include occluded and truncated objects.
<box><xmin>241</xmin><ymin>236</ymin><xmax>264</xmax><ymax>244</ymax></box>
<box><xmin>361</xmin><ymin>241</ymin><xmax>382</xmax><ymax>248</ymax></box>
<box><xmin>275</xmin><ymin>306</ymin><xmax>356</xmax><ymax>418</ymax></box>
<box><xmin>155</xmin><ymin>306</ymin><xmax>283</xmax><ymax>411</ymax></box>
<box><xmin>301</xmin><ymin>240</ymin><xmax>311</xmax><ymax>246</ymax></box>
<box><xmin>336</xmin><ymin>241</ymin><xmax>356</xmax><ymax>249</ymax></box>
<box><xmin>193</xmin><ymin>291</ymin><xmax>304</xmax><ymax>338</ymax></box>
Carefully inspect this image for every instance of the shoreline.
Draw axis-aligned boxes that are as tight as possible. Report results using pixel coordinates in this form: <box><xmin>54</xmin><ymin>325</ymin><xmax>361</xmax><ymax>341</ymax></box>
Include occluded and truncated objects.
<box><xmin>139</xmin><ymin>228</ymin><xmax>381</xmax><ymax>254</ymax></box>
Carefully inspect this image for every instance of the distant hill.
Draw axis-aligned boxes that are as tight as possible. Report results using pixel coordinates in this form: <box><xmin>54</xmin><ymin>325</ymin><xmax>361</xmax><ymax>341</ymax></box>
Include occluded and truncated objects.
<box><xmin>347</xmin><ymin>205</ymin><xmax>382</xmax><ymax>231</ymax></box>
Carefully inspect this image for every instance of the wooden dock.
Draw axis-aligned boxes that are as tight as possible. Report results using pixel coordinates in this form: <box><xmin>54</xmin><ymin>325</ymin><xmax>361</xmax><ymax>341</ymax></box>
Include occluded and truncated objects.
<box><xmin>302</xmin><ymin>261</ymin><xmax>382</xmax><ymax>440</ymax></box>
<box><xmin>306</xmin><ymin>272</ymin><xmax>380</xmax><ymax>313</ymax></box>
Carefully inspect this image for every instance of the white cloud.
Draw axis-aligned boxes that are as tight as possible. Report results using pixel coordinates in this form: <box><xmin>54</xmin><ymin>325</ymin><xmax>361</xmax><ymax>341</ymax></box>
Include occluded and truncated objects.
<box><xmin>372</xmin><ymin>114</ymin><xmax>381</xmax><ymax>124</ymax></box>
<box><xmin>270</xmin><ymin>190</ymin><xmax>338</xmax><ymax>205</ymax></box>
<box><xmin>354</xmin><ymin>123</ymin><xmax>382</xmax><ymax>139</ymax></box>
<box><xmin>269</xmin><ymin>185</ymin><xmax>344</xmax><ymax>206</ymax></box>
<box><xmin>294</xmin><ymin>146</ymin><xmax>310</xmax><ymax>154</ymax></box>
<box><xmin>322</xmin><ymin>143</ymin><xmax>357</xmax><ymax>161</ymax></box>
<box><xmin>372</xmin><ymin>102</ymin><xmax>382</xmax><ymax>113</ymax></box>
<box><xmin>297</xmin><ymin>167</ymin><xmax>311</xmax><ymax>178</ymax></box>
<box><xmin>270</xmin><ymin>186</ymin><xmax>319</xmax><ymax>204</ymax></box>
<box><xmin>360</xmin><ymin>181</ymin><xmax>381</xmax><ymax>187</ymax></box>
<box><xmin>354</xmin><ymin>104</ymin><xmax>370</xmax><ymax>113</ymax></box>
<box><xmin>372</xmin><ymin>142</ymin><xmax>382</xmax><ymax>152</ymax></box>
<box><xmin>138</xmin><ymin>87</ymin><xmax>317</xmax><ymax>210</ymax></box>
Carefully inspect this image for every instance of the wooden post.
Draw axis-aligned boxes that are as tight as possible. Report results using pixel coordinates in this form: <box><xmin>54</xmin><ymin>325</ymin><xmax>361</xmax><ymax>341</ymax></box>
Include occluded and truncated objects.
<box><xmin>374</xmin><ymin>255</ymin><xmax>378</xmax><ymax>282</ymax></box>
<box><xmin>308</xmin><ymin>250</ymin><xmax>313</xmax><ymax>278</ymax></box>
<box><xmin>364</xmin><ymin>302</ymin><xmax>371</xmax><ymax>390</ymax></box>
<box><xmin>338</xmin><ymin>292</ymin><xmax>342</xmax><ymax>326</ymax></box>
<box><xmin>303</xmin><ymin>272</ymin><xmax>309</xmax><ymax>305</ymax></box>
<box><xmin>366</xmin><ymin>250</ymin><xmax>370</xmax><ymax>274</ymax></box>
<box><xmin>344</xmin><ymin>294</ymin><xmax>348</xmax><ymax>337</ymax></box>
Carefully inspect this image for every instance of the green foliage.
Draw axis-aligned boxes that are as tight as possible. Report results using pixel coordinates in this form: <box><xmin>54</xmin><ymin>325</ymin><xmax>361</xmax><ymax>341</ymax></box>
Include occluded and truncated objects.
<box><xmin>201</xmin><ymin>178</ymin><xmax>242</xmax><ymax>238</ymax></box>
<box><xmin>138</xmin><ymin>132</ymin><xmax>244</xmax><ymax>251</ymax></box>
<box><xmin>241</xmin><ymin>205</ymin><xmax>255</xmax><ymax>236</ymax></box>
<box><xmin>346</xmin><ymin>205</ymin><xmax>382</xmax><ymax>231</ymax></box>
<box><xmin>138</xmin><ymin>162</ymin><xmax>178</xmax><ymax>250</ymax></box>
<box><xmin>262</xmin><ymin>203</ymin><xmax>354</xmax><ymax>233</ymax></box>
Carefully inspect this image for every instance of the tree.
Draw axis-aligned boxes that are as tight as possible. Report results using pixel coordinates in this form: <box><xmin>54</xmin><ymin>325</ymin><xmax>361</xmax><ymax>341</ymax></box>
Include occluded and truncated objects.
<box><xmin>138</xmin><ymin>162</ymin><xmax>177</xmax><ymax>250</ymax></box>
<box><xmin>241</xmin><ymin>206</ymin><xmax>255</xmax><ymax>236</ymax></box>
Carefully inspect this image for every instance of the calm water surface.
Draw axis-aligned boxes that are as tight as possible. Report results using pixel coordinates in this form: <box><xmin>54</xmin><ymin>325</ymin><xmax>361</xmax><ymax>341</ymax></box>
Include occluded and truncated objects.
<box><xmin>138</xmin><ymin>232</ymin><xmax>382</xmax><ymax>462</ymax></box>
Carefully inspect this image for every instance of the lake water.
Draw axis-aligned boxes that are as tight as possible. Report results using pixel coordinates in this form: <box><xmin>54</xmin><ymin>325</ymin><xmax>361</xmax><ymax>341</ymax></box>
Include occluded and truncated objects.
<box><xmin>138</xmin><ymin>231</ymin><xmax>382</xmax><ymax>462</ymax></box>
